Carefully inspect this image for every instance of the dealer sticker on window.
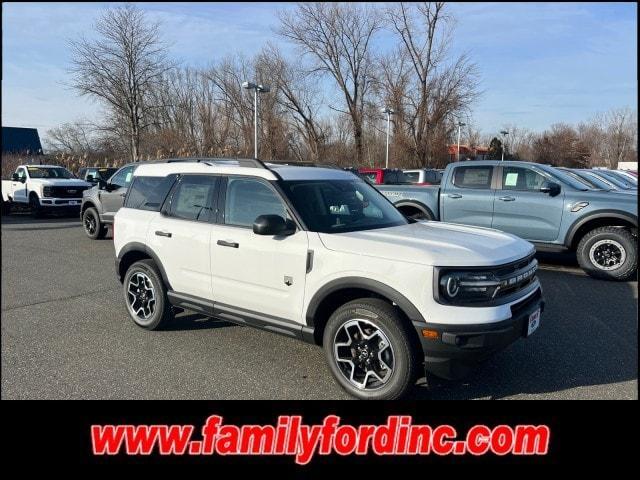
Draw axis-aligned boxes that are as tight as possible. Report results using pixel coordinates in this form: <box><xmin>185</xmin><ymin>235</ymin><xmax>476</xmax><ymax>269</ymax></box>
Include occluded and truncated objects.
<box><xmin>527</xmin><ymin>308</ymin><xmax>541</xmax><ymax>337</ymax></box>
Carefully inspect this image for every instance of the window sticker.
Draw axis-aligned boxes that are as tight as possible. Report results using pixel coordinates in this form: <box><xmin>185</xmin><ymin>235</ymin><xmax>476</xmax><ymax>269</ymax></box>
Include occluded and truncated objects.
<box><xmin>504</xmin><ymin>172</ymin><xmax>519</xmax><ymax>187</ymax></box>
<box><xmin>125</xmin><ymin>172</ymin><xmax>133</xmax><ymax>183</ymax></box>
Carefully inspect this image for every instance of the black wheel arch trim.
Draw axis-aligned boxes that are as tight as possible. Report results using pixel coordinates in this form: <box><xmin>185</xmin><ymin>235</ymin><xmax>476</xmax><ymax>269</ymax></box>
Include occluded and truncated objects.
<box><xmin>305</xmin><ymin>277</ymin><xmax>426</xmax><ymax>327</ymax></box>
<box><xmin>393</xmin><ymin>200</ymin><xmax>436</xmax><ymax>220</ymax></box>
<box><xmin>565</xmin><ymin>210</ymin><xmax>638</xmax><ymax>246</ymax></box>
<box><xmin>116</xmin><ymin>242</ymin><xmax>172</xmax><ymax>290</ymax></box>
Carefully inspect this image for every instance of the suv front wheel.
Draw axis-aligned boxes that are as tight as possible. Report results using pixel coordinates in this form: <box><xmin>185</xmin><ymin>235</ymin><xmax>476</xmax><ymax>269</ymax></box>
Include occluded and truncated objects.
<box><xmin>123</xmin><ymin>259</ymin><xmax>173</xmax><ymax>330</ymax></box>
<box><xmin>323</xmin><ymin>298</ymin><xmax>419</xmax><ymax>400</ymax></box>
<box><xmin>82</xmin><ymin>207</ymin><xmax>108</xmax><ymax>239</ymax></box>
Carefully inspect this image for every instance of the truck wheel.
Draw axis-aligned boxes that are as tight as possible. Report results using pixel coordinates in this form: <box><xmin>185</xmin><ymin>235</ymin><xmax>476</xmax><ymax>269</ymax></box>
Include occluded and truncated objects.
<box><xmin>123</xmin><ymin>259</ymin><xmax>173</xmax><ymax>330</ymax></box>
<box><xmin>577</xmin><ymin>226</ymin><xmax>637</xmax><ymax>281</ymax></box>
<box><xmin>323</xmin><ymin>298</ymin><xmax>419</xmax><ymax>400</ymax></box>
<box><xmin>29</xmin><ymin>194</ymin><xmax>43</xmax><ymax>218</ymax></box>
<box><xmin>82</xmin><ymin>207</ymin><xmax>106</xmax><ymax>240</ymax></box>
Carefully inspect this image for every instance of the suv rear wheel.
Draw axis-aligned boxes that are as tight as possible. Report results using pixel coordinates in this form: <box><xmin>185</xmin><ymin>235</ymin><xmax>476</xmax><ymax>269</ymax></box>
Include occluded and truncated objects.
<box><xmin>123</xmin><ymin>259</ymin><xmax>172</xmax><ymax>330</ymax></box>
<box><xmin>577</xmin><ymin>226</ymin><xmax>637</xmax><ymax>281</ymax></box>
<box><xmin>83</xmin><ymin>207</ymin><xmax>107</xmax><ymax>239</ymax></box>
<box><xmin>323</xmin><ymin>298</ymin><xmax>419</xmax><ymax>399</ymax></box>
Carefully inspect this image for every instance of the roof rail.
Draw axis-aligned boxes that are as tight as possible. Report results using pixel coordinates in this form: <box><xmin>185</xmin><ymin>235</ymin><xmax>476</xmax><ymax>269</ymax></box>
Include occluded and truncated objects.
<box><xmin>266</xmin><ymin>160</ymin><xmax>342</xmax><ymax>170</ymax></box>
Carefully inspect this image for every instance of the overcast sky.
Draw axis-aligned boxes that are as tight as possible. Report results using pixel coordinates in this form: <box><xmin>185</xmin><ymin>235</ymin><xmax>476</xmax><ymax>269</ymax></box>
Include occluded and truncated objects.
<box><xmin>2</xmin><ymin>2</ymin><xmax>637</xmax><ymax>141</ymax></box>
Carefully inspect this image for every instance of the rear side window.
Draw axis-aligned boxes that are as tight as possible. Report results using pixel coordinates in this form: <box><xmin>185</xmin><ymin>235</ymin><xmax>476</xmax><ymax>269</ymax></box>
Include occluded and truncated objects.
<box><xmin>452</xmin><ymin>166</ymin><xmax>493</xmax><ymax>189</ymax></box>
<box><xmin>167</xmin><ymin>175</ymin><xmax>217</xmax><ymax>222</ymax></box>
<box><xmin>125</xmin><ymin>175</ymin><xmax>177</xmax><ymax>211</ymax></box>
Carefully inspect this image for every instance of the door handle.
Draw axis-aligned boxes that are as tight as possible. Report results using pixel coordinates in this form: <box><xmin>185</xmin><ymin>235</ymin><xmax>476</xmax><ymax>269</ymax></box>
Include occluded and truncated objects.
<box><xmin>499</xmin><ymin>196</ymin><xmax>516</xmax><ymax>202</ymax></box>
<box><xmin>217</xmin><ymin>240</ymin><xmax>239</xmax><ymax>248</ymax></box>
<box><xmin>155</xmin><ymin>231</ymin><xmax>172</xmax><ymax>238</ymax></box>
<box><xmin>447</xmin><ymin>193</ymin><xmax>462</xmax><ymax>199</ymax></box>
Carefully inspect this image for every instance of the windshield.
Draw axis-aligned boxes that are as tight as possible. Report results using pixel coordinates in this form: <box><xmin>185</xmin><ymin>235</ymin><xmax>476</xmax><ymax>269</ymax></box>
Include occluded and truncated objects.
<box><xmin>536</xmin><ymin>164</ymin><xmax>589</xmax><ymax>190</ymax></box>
<box><xmin>27</xmin><ymin>166</ymin><xmax>75</xmax><ymax>179</ymax></box>
<box><xmin>280</xmin><ymin>179</ymin><xmax>409</xmax><ymax>233</ymax></box>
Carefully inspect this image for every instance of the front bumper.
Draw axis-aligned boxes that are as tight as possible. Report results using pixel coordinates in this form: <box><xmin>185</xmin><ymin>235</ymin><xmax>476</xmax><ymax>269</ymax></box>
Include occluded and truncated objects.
<box><xmin>415</xmin><ymin>286</ymin><xmax>544</xmax><ymax>380</ymax></box>
<box><xmin>39</xmin><ymin>197</ymin><xmax>83</xmax><ymax>208</ymax></box>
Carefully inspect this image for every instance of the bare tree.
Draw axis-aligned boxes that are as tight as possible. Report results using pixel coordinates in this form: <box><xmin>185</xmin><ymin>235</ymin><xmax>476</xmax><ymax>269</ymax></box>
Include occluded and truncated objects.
<box><xmin>69</xmin><ymin>4</ymin><xmax>171</xmax><ymax>161</ymax></box>
<box><xmin>278</xmin><ymin>2</ymin><xmax>381</xmax><ymax>163</ymax></box>
<box><xmin>383</xmin><ymin>2</ymin><xmax>480</xmax><ymax>166</ymax></box>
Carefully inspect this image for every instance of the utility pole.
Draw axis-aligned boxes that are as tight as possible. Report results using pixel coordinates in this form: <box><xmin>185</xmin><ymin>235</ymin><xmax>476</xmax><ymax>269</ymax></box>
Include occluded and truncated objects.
<box><xmin>381</xmin><ymin>107</ymin><xmax>394</xmax><ymax>168</ymax></box>
<box><xmin>500</xmin><ymin>130</ymin><xmax>509</xmax><ymax>161</ymax></box>
<box><xmin>242</xmin><ymin>81</ymin><xmax>271</xmax><ymax>159</ymax></box>
<box><xmin>457</xmin><ymin>121</ymin><xmax>466</xmax><ymax>161</ymax></box>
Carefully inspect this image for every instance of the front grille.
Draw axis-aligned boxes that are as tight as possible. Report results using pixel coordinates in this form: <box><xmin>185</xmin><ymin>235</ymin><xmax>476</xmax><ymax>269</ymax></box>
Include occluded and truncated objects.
<box><xmin>510</xmin><ymin>288</ymin><xmax>542</xmax><ymax>317</ymax></box>
<box><xmin>492</xmin><ymin>253</ymin><xmax>538</xmax><ymax>300</ymax></box>
<box><xmin>47</xmin><ymin>186</ymin><xmax>89</xmax><ymax>198</ymax></box>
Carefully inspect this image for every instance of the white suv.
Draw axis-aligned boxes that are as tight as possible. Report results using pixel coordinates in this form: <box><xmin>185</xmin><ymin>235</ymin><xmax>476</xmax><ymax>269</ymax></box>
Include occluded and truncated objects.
<box><xmin>113</xmin><ymin>158</ymin><xmax>544</xmax><ymax>399</ymax></box>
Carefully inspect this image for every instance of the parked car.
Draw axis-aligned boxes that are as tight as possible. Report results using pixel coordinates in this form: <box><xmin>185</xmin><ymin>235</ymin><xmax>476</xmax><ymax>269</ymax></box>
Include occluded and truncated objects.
<box><xmin>403</xmin><ymin>168</ymin><xmax>443</xmax><ymax>185</ymax></box>
<box><xmin>586</xmin><ymin>169</ymin><xmax>637</xmax><ymax>191</ymax></box>
<box><xmin>1</xmin><ymin>164</ymin><xmax>91</xmax><ymax>217</ymax></box>
<box><xmin>80</xmin><ymin>163</ymin><xmax>138</xmax><ymax>239</ymax></box>
<box><xmin>358</xmin><ymin>168</ymin><xmax>412</xmax><ymax>185</ymax></box>
<box><xmin>375</xmin><ymin>160</ymin><xmax>637</xmax><ymax>281</ymax></box>
<box><xmin>556</xmin><ymin>168</ymin><xmax>636</xmax><ymax>194</ymax></box>
<box><xmin>78</xmin><ymin>167</ymin><xmax>119</xmax><ymax>184</ymax></box>
<box><xmin>113</xmin><ymin>158</ymin><xmax>544</xmax><ymax>399</ymax></box>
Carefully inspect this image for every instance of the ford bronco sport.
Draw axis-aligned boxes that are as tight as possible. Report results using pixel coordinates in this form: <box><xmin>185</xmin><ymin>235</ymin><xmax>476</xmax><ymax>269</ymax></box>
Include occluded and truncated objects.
<box><xmin>113</xmin><ymin>158</ymin><xmax>544</xmax><ymax>399</ymax></box>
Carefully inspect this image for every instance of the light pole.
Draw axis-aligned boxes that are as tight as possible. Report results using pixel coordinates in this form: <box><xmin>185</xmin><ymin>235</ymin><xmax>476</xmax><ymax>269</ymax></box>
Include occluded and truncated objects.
<box><xmin>242</xmin><ymin>81</ymin><xmax>270</xmax><ymax>159</ymax></box>
<box><xmin>500</xmin><ymin>130</ymin><xmax>509</xmax><ymax>161</ymax></box>
<box><xmin>382</xmin><ymin>107</ymin><xmax>394</xmax><ymax>168</ymax></box>
<box><xmin>456</xmin><ymin>121</ymin><xmax>466</xmax><ymax>161</ymax></box>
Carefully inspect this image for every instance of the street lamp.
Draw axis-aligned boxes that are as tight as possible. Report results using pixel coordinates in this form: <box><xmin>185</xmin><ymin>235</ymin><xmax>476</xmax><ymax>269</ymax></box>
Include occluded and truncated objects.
<box><xmin>456</xmin><ymin>121</ymin><xmax>466</xmax><ymax>162</ymax></box>
<box><xmin>500</xmin><ymin>130</ymin><xmax>509</xmax><ymax>161</ymax></box>
<box><xmin>381</xmin><ymin>107</ymin><xmax>394</xmax><ymax>168</ymax></box>
<box><xmin>243</xmin><ymin>81</ymin><xmax>271</xmax><ymax>159</ymax></box>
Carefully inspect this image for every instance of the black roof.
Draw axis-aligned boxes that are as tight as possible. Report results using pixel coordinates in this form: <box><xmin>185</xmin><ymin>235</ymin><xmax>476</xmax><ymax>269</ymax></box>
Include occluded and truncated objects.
<box><xmin>2</xmin><ymin>127</ymin><xmax>43</xmax><ymax>154</ymax></box>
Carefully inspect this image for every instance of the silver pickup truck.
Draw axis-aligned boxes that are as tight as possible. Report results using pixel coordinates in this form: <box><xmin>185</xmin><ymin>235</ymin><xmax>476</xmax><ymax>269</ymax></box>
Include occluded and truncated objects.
<box><xmin>377</xmin><ymin>160</ymin><xmax>637</xmax><ymax>281</ymax></box>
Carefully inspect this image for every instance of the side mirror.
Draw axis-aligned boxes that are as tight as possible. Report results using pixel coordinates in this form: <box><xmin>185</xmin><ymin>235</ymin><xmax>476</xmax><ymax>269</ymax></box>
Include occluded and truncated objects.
<box><xmin>253</xmin><ymin>215</ymin><xmax>296</xmax><ymax>236</ymax></box>
<box><xmin>11</xmin><ymin>173</ymin><xmax>20</xmax><ymax>181</ymax></box>
<box><xmin>540</xmin><ymin>181</ymin><xmax>561</xmax><ymax>197</ymax></box>
<box><xmin>86</xmin><ymin>174</ymin><xmax>95</xmax><ymax>182</ymax></box>
<box><xmin>97</xmin><ymin>179</ymin><xmax>108</xmax><ymax>190</ymax></box>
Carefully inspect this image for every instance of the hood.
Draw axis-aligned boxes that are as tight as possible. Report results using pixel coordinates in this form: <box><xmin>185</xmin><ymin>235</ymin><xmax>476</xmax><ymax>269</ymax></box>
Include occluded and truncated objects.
<box><xmin>31</xmin><ymin>178</ymin><xmax>92</xmax><ymax>187</ymax></box>
<box><xmin>319</xmin><ymin>222</ymin><xmax>535</xmax><ymax>267</ymax></box>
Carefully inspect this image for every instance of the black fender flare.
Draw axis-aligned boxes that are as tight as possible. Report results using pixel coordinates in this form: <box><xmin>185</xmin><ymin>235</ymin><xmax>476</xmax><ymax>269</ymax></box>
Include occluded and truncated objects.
<box><xmin>116</xmin><ymin>241</ymin><xmax>172</xmax><ymax>289</ymax></box>
<box><xmin>305</xmin><ymin>276</ymin><xmax>426</xmax><ymax>327</ymax></box>
<box><xmin>564</xmin><ymin>210</ymin><xmax>638</xmax><ymax>246</ymax></box>
<box><xmin>393</xmin><ymin>200</ymin><xmax>436</xmax><ymax>220</ymax></box>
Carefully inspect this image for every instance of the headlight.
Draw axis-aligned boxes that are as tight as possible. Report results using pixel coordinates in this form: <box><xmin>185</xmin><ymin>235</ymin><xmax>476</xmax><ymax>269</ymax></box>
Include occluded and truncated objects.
<box><xmin>438</xmin><ymin>271</ymin><xmax>501</xmax><ymax>304</ymax></box>
<box><xmin>43</xmin><ymin>186</ymin><xmax>52</xmax><ymax>197</ymax></box>
<box><xmin>435</xmin><ymin>260</ymin><xmax>538</xmax><ymax>306</ymax></box>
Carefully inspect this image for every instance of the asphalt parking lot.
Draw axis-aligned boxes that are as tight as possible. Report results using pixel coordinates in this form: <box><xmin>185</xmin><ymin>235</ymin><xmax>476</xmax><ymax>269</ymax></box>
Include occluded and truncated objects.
<box><xmin>1</xmin><ymin>212</ymin><xmax>637</xmax><ymax>400</ymax></box>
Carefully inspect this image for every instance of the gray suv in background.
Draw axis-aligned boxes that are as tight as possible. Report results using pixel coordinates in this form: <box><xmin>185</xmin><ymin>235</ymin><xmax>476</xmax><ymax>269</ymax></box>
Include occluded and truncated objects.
<box><xmin>80</xmin><ymin>163</ymin><xmax>137</xmax><ymax>239</ymax></box>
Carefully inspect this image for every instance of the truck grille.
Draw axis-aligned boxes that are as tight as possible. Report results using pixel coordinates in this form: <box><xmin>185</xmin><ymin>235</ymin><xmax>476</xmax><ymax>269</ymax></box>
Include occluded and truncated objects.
<box><xmin>47</xmin><ymin>186</ymin><xmax>89</xmax><ymax>198</ymax></box>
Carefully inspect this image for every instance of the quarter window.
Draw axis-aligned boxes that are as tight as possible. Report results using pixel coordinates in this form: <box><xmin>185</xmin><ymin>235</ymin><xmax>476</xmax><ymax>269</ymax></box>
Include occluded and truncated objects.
<box><xmin>452</xmin><ymin>166</ymin><xmax>493</xmax><ymax>189</ymax></box>
<box><xmin>502</xmin><ymin>167</ymin><xmax>546</xmax><ymax>191</ymax></box>
<box><xmin>224</xmin><ymin>177</ymin><xmax>287</xmax><ymax>227</ymax></box>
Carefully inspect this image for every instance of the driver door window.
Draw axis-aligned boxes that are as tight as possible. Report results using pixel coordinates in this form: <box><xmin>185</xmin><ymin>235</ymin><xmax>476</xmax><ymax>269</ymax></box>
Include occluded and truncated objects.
<box><xmin>16</xmin><ymin>168</ymin><xmax>27</xmax><ymax>181</ymax></box>
<box><xmin>109</xmin><ymin>166</ymin><xmax>135</xmax><ymax>189</ymax></box>
<box><xmin>223</xmin><ymin>177</ymin><xmax>288</xmax><ymax>227</ymax></box>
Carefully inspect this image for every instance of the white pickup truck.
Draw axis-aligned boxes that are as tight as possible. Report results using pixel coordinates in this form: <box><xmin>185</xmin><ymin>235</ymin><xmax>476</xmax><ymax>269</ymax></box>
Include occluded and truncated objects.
<box><xmin>1</xmin><ymin>164</ymin><xmax>92</xmax><ymax>217</ymax></box>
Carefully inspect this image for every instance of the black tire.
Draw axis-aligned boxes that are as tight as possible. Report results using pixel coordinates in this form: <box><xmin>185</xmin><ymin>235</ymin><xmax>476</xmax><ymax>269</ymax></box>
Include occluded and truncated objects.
<box><xmin>123</xmin><ymin>259</ymin><xmax>173</xmax><ymax>330</ymax></box>
<box><xmin>576</xmin><ymin>226</ymin><xmax>637</xmax><ymax>281</ymax></box>
<box><xmin>29</xmin><ymin>194</ymin><xmax>43</xmax><ymax>218</ymax></box>
<box><xmin>323</xmin><ymin>298</ymin><xmax>420</xmax><ymax>400</ymax></box>
<box><xmin>400</xmin><ymin>206</ymin><xmax>433</xmax><ymax>221</ymax></box>
<box><xmin>1</xmin><ymin>199</ymin><xmax>11</xmax><ymax>216</ymax></box>
<box><xmin>82</xmin><ymin>207</ymin><xmax>106</xmax><ymax>240</ymax></box>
